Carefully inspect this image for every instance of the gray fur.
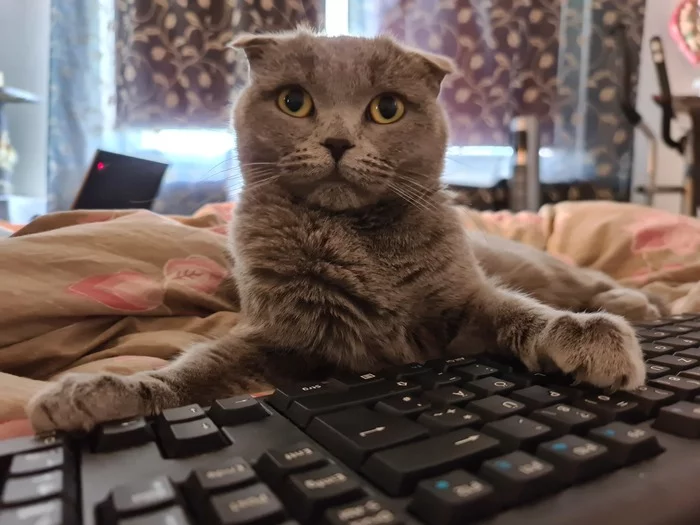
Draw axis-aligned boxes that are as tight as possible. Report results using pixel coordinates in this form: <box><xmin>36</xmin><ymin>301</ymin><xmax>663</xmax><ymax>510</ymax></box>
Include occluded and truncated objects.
<box><xmin>28</xmin><ymin>30</ymin><xmax>653</xmax><ymax>432</ymax></box>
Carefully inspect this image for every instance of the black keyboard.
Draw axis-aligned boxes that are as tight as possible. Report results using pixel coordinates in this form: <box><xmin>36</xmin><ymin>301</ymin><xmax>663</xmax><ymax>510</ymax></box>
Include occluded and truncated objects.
<box><xmin>3</xmin><ymin>313</ymin><xmax>700</xmax><ymax>525</ymax></box>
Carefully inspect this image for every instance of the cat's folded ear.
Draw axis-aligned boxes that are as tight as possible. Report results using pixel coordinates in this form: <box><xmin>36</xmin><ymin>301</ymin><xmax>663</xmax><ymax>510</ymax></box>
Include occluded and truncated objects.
<box><xmin>409</xmin><ymin>49</ymin><xmax>457</xmax><ymax>86</ymax></box>
<box><xmin>230</xmin><ymin>33</ymin><xmax>279</xmax><ymax>62</ymax></box>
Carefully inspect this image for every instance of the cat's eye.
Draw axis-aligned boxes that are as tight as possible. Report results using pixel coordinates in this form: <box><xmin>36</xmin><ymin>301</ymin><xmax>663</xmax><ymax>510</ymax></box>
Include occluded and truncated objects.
<box><xmin>277</xmin><ymin>86</ymin><xmax>314</xmax><ymax>118</ymax></box>
<box><xmin>367</xmin><ymin>93</ymin><xmax>405</xmax><ymax>124</ymax></box>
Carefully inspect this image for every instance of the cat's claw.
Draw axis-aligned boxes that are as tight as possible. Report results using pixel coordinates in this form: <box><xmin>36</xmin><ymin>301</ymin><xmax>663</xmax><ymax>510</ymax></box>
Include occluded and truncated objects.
<box><xmin>533</xmin><ymin>312</ymin><xmax>646</xmax><ymax>390</ymax></box>
<box><xmin>27</xmin><ymin>373</ymin><xmax>160</xmax><ymax>433</ymax></box>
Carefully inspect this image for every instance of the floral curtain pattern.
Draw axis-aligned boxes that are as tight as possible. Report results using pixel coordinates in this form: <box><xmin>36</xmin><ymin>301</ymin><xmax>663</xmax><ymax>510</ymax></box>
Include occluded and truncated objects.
<box><xmin>350</xmin><ymin>0</ymin><xmax>646</xmax><ymax>199</ymax></box>
<box><xmin>116</xmin><ymin>0</ymin><xmax>324</xmax><ymax>127</ymax></box>
<box><xmin>49</xmin><ymin>0</ymin><xmax>323</xmax><ymax>213</ymax></box>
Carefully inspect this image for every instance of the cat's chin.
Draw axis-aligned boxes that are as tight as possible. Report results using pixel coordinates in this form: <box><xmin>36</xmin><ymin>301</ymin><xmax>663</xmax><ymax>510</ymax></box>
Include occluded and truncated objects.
<box><xmin>305</xmin><ymin>182</ymin><xmax>378</xmax><ymax>212</ymax></box>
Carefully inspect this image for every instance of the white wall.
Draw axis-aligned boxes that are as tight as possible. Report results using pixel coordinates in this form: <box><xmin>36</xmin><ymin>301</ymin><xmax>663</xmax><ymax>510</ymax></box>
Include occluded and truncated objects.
<box><xmin>0</xmin><ymin>0</ymin><xmax>51</xmax><ymax>198</ymax></box>
<box><xmin>633</xmin><ymin>0</ymin><xmax>698</xmax><ymax>212</ymax></box>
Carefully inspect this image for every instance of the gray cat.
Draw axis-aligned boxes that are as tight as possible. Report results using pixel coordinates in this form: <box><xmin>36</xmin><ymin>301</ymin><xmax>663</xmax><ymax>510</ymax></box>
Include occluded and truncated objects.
<box><xmin>28</xmin><ymin>30</ymin><xmax>657</xmax><ymax>432</ymax></box>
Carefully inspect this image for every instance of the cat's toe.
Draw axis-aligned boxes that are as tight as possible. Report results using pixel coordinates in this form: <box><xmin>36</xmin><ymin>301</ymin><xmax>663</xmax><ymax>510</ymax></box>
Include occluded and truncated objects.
<box><xmin>27</xmin><ymin>373</ymin><xmax>147</xmax><ymax>433</ymax></box>
<box><xmin>543</xmin><ymin>313</ymin><xmax>645</xmax><ymax>390</ymax></box>
<box><xmin>590</xmin><ymin>288</ymin><xmax>661</xmax><ymax>322</ymax></box>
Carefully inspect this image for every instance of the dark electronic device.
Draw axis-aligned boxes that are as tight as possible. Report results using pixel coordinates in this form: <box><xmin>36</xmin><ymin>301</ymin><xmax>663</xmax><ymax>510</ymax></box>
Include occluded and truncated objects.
<box><xmin>71</xmin><ymin>150</ymin><xmax>169</xmax><ymax>211</ymax></box>
<box><xmin>509</xmin><ymin>116</ymin><xmax>540</xmax><ymax>212</ymax></box>
<box><xmin>3</xmin><ymin>313</ymin><xmax>700</xmax><ymax>524</ymax></box>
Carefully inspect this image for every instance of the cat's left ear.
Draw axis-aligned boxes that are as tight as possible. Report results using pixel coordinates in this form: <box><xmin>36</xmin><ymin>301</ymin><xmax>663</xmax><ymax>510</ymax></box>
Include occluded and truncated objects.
<box><xmin>411</xmin><ymin>49</ymin><xmax>456</xmax><ymax>87</ymax></box>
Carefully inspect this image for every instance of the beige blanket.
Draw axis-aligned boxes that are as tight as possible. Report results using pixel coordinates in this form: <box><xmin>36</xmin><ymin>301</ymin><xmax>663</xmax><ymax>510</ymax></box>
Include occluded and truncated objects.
<box><xmin>1</xmin><ymin>200</ymin><xmax>699</xmax><ymax>425</ymax></box>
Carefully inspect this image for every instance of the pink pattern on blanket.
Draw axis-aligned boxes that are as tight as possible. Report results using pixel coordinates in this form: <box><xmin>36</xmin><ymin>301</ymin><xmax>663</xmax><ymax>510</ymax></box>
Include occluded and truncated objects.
<box><xmin>626</xmin><ymin>211</ymin><xmax>700</xmax><ymax>256</ymax></box>
<box><xmin>68</xmin><ymin>271</ymin><xmax>164</xmax><ymax>311</ymax></box>
<box><xmin>627</xmin><ymin>263</ymin><xmax>687</xmax><ymax>285</ymax></box>
<box><xmin>164</xmin><ymin>256</ymin><xmax>228</xmax><ymax>294</ymax></box>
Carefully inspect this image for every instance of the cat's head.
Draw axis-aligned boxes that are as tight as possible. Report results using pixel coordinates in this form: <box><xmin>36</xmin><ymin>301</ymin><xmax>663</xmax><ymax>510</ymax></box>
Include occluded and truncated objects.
<box><xmin>232</xmin><ymin>29</ymin><xmax>454</xmax><ymax>212</ymax></box>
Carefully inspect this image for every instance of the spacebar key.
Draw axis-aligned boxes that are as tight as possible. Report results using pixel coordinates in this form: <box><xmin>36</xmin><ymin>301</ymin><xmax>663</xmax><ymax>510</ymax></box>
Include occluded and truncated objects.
<box><xmin>361</xmin><ymin>429</ymin><xmax>500</xmax><ymax>496</ymax></box>
<box><xmin>287</xmin><ymin>380</ymin><xmax>421</xmax><ymax>428</ymax></box>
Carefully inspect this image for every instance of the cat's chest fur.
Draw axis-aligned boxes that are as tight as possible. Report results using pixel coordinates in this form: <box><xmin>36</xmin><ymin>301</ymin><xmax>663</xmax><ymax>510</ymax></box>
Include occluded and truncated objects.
<box><xmin>232</xmin><ymin>194</ymin><xmax>472</xmax><ymax>368</ymax></box>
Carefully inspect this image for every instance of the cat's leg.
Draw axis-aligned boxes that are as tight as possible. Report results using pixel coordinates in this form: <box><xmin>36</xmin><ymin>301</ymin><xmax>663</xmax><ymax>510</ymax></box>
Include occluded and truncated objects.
<box><xmin>468</xmin><ymin>232</ymin><xmax>667</xmax><ymax>321</ymax></box>
<box><xmin>27</xmin><ymin>324</ymin><xmax>283</xmax><ymax>433</ymax></box>
<box><xmin>457</xmin><ymin>278</ymin><xmax>646</xmax><ymax>390</ymax></box>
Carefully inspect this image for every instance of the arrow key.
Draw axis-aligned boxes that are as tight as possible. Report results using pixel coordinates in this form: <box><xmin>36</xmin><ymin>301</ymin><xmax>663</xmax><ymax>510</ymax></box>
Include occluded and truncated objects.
<box><xmin>306</xmin><ymin>406</ymin><xmax>429</xmax><ymax>469</ymax></box>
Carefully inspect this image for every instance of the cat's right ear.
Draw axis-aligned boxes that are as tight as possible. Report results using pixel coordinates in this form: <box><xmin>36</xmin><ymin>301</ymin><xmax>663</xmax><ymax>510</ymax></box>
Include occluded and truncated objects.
<box><xmin>230</xmin><ymin>33</ymin><xmax>279</xmax><ymax>63</ymax></box>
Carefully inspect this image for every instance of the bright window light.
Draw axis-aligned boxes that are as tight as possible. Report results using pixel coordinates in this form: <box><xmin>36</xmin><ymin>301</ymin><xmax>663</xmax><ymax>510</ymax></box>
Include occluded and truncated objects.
<box><xmin>139</xmin><ymin>129</ymin><xmax>234</xmax><ymax>158</ymax></box>
<box><xmin>325</xmin><ymin>0</ymin><xmax>349</xmax><ymax>36</ymax></box>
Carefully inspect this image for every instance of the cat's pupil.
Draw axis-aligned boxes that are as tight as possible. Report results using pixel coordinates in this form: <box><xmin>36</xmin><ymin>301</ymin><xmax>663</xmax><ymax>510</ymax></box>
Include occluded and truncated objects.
<box><xmin>378</xmin><ymin>96</ymin><xmax>398</xmax><ymax>119</ymax></box>
<box><xmin>285</xmin><ymin>89</ymin><xmax>305</xmax><ymax>112</ymax></box>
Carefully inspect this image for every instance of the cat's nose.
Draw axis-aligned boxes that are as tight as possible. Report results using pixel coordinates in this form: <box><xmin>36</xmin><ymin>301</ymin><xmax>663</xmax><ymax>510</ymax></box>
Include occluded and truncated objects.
<box><xmin>321</xmin><ymin>138</ymin><xmax>355</xmax><ymax>162</ymax></box>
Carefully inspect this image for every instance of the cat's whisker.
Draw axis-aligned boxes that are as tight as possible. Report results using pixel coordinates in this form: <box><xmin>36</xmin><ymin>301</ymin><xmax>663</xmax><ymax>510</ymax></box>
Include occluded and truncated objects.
<box><xmin>387</xmin><ymin>182</ymin><xmax>436</xmax><ymax>214</ymax></box>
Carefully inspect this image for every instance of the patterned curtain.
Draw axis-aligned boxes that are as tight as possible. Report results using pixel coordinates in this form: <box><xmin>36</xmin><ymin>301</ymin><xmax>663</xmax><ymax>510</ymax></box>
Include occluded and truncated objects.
<box><xmin>49</xmin><ymin>0</ymin><xmax>323</xmax><ymax>213</ymax></box>
<box><xmin>349</xmin><ymin>0</ymin><xmax>646</xmax><ymax>200</ymax></box>
<box><xmin>115</xmin><ymin>0</ymin><xmax>324</xmax><ymax>127</ymax></box>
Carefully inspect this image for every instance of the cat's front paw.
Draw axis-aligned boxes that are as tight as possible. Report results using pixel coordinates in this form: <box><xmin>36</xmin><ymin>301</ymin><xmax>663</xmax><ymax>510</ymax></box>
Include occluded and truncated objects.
<box><xmin>541</xmin><ymin>312</ymin><xmax>645</xmax><ymax>390</ymax></box>
<box><xmin>27</xmin><ymin>373</ymin><xmax>160</xmax><ymax>433</ymax></box>
<box><xmin>590</xmin><ymin>288</ymin><xmax>661</xmax><ymax>322</ymax></box>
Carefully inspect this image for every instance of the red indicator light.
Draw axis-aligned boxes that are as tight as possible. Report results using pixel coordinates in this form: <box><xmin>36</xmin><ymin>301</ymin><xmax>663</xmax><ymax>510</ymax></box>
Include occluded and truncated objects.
<box><xmin>96</xmin><ymin>161</ymin><xmax>105</xmax><ymax>171</ymax></box>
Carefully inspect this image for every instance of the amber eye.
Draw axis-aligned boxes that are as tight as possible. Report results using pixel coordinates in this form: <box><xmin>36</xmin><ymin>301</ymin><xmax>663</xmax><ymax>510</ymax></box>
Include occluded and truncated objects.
<box><xmin>277</xmin><ymin>86</ymin><xmax>314</xmax><ymax>118</ymax></box>
<box><xmin>367</xmin><ymin>93</ymin><xmax>405</xmax><ymax>124</ymax></box>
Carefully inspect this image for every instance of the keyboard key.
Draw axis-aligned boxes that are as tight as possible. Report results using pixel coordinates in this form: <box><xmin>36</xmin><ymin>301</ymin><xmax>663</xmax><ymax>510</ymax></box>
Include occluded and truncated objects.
<box><xmin>634</xmin><ymin>319</ymin><xmax>670</xmax><ymax>329</ymax></box>
<box><xmin>537</xmin><ymin>435</ymin><xmax>611</xmax><ymax>484</ymax></box>
<box><xmin>329</xmin><ymin>372</ymin><xmax>384</xmax><ymax>389</ymax></box>
<box><xmin>649</xmin><ymin>375</ymin><xmax>700</xmax><ymax>400</ymax></box>
<box><xmin>466</xmin><ymin>396</ymin><xmax>526</xmax><ymax>422</ymax></box>
<box><xmin>255</xmin><ymin>442</ymin><xmax>327</xmax><ymax>486</ymax></box>
<box><xmin>267</xmin><ymin>381</ymin><xmax>336</xmax><ymax>413</ymax></box>
<box><xmin>646</xmin><ymin>363</ymin><xmax>671</xmax><ymax>379</ymax></box>
<box><xmin>680</xmin><ymin>321</ymin><xmax>700</xmax><ymax>330</ymax></box>
<box><xmin>588</xmin><ymin>423</ymin><xmax>664</xmax><ymax>465</ymax></box>
<box><xmin>415</xmin><ymin>372</ymin><xmax>463</xmax><ymax>390</ymax></box>
<box><xmin>185</xmin><ymin>457</ymin><xmax>256</xmax><ymax>494</ymax></box>
<box><xmin>306</xmin><ymin>406</ymin><xmax>429</xmax><ymax>469</ymax></box>
<box><xmin>675</xmin><ymin>347</ymin><xmax>700</xmax><ymax>359</ymax></box>
<box><xmin>423</xmin><ymin>386</ymin><xmax>476</xmax><ymax>407</ymax></box>
<box><xmin>9</xmin><ymin>448</ymin><xmax>63</xmax><ymax>476</ymax></box>
<box><xmin>119</xmin><ymin>506</ymin><xmax>190</xmax><ymax>525</ymax></box>
<box><xmin>680</xmin><ymin>366</ymin><xmax>700</xmax><ymax>381</ymax></box>
<box><xmin>208</xmin><ymin>395</ymin><xmax>269</xmax><ymax>427</ymax></box>
<box><xmin>640</xmin><ymin>343</ymin><xmax>675</xmax><ymax>358</ymax></box>
<box><xmin>209</xmin><ymin>483</ymin><xmax>285</xmax><ymax>525</ymax></box>
<box><xmin>326</xmin><ymin>498</ymin><xmax>402</xmax><ymax>525</ymax></box>
<box><xmin>287</xmin><ymin>380</ymin><xmax>421</xmax><ymax>427</ymax></box>
<box><xmin>385</xmin><ymin>362</ymin><xmax>432</xmax><ymax>380</ymax></box>
<box><xmin>663</xmin><ymin>314</ymin><xmax>699</xmax><ymax>322</ymax></box>
<box><xmin>283</xmin><ymin>465</ymin><xmax>363</xmax><ymax>522</ymax></box>
<box><xmin>374</xmin><ymin>394</ymin><xmax>431</xmax><ymax>418</ymax></box>
<box><xmin>636</xmin><ymin>329</ymin><xmax>673</xmax><ymax>340</ymax></box>
<box><xmin>425</xmin><ymin>357</ymin><xmax>475</xmax><ymax>372</ymax></box>
<box><xmin>2</xmin><ymin>471</ymin><xmax>63</xmax><ymax>506</ymax></box>
<box><xmin>656</xmin><ymin>337</ymin><xmax>700</xmax><ymax>350</ymax></box>
<box><xmin>417</xmin><ymin>407</ymin><xmax>482</xmax><ymax>434</ymax></box>
<box><xmin>574</xmin><ymin>394</ymin><xmax>642</xmax><ymax>423</ymax></box>
<box><xmin>624</xmin><ymin>386</ymin><xmax>677</xmax><ymax>418</ymax></box>
<box><xmin>653</xmin><ymin>401</ymin><xmax>700</xmax><ymax>438</ymax></box>
<box><xmin>159</xmin><ymin>404</ymin><xmax>206</xmax><ymax>424</ymax></box>
<box><xmin>464</xmin><ymin>377</ymin><xmax>516</xmax><ymax>397</ymax></box>
<box><xmin>661</xmin><ymin>325</ymin><xmax>694</xmax><ymax>336</ymax></box>
<box><xmin>362</xmin><ymin>429</ymin><xmax>500</xmax><ymax>496</ymax></box>
<box><xmin>478</xmin><ymin>451</ymin><xmax>557</xmax><ymax>505</ymax></box>
<box><xmin>530</xmin><ymin>404</ymin><xmax>598</xmax><ymax>434</ymax></box>
<box><xmin>648</xmin><ymin>355</ymin><xmax>698</xmax><ymax>372</ymax></box>
<box><xmin>510</xmin><ymin>386</ymin><xmax>569</xmax><ymax>410</ymax></box>
<box><xmin>498</xmin><ymin>371</ymin><xmax>548</xmax><ymax>388</ymax></box>
<box><xmin>159</xmin><ymin>418</ymin><xmax>227</xmax><ymax>458</ymax></box>
<box><xmin>94</xmin><ymin>418</ymin><xmax>152</xmax><ymax>453</ymax></box>
<box><xmin>0</xmin><ymin>499</ymin><xmax>63</xmax><ymax>525</ymax></box>
<box><xmin>454</xmin><ymin>364</ymin><xmax>499</xmax><ymax>381</ymax></box>
<box><xmin>481</xmin><ymin>416</ymin><xmax>556</xmax><ymax>453</ymax></box>
<box><xmin>409</xmin><ymin>470</ymin><xmax>497</xmax><ymax>525</ymax></box>
<box><xmin>107</xmin><ymin>476</ymin><xmax>177</xmax><ymax>516</ymax></box>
